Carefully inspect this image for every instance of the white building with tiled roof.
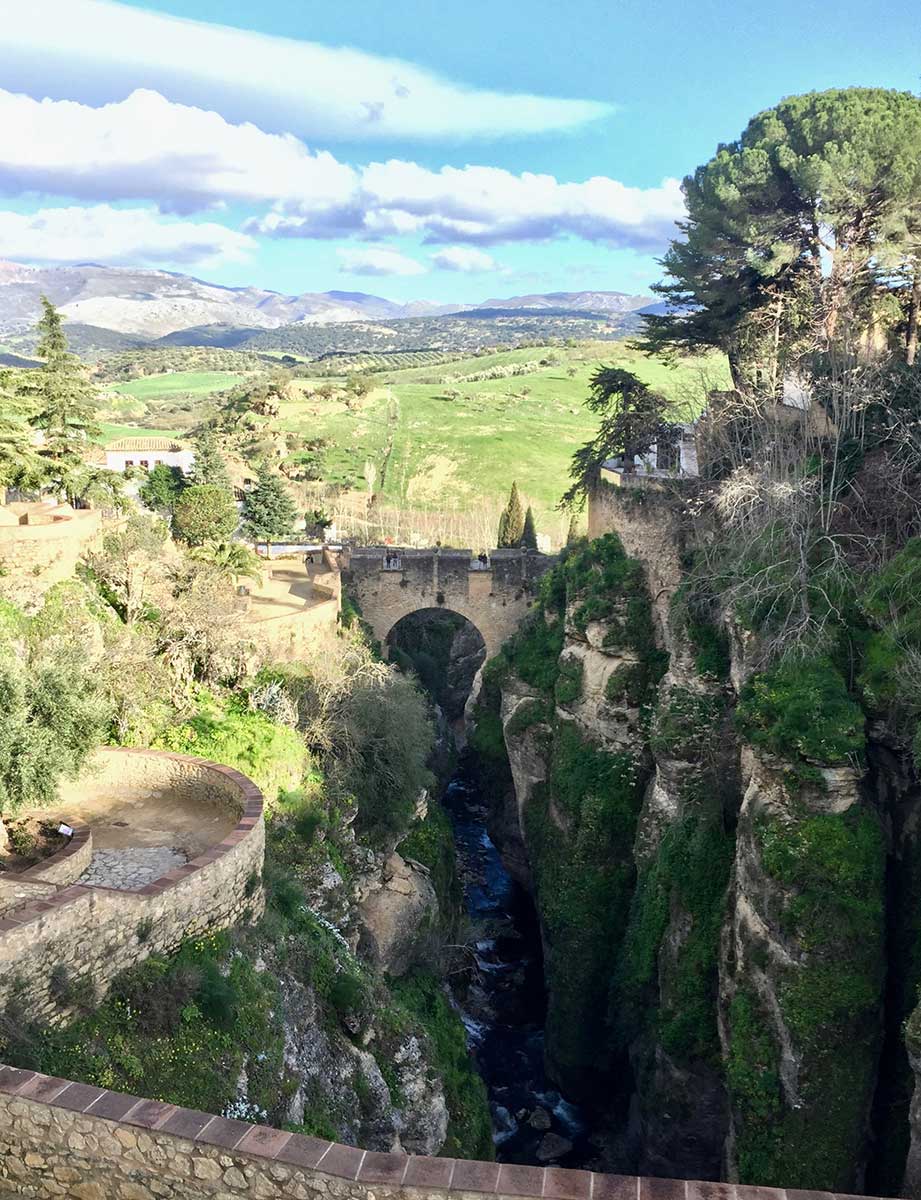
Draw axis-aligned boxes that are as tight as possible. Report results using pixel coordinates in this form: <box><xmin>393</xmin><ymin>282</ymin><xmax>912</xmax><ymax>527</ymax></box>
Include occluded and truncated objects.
<box><xmin>104</xmin><ymin>437</ymin><xmax>194</xmax><ymax>475</ymax></box>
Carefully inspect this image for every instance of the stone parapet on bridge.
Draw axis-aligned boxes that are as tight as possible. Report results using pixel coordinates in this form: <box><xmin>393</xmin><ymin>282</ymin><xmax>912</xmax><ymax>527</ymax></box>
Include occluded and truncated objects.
<box><xmin>344</xmin><ymin>546</ymin><xmax>555</xmax><ymax>658</ymax></box>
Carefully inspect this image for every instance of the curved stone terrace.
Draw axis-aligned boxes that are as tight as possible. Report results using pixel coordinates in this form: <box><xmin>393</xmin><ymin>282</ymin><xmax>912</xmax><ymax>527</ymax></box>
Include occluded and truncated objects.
<box><xmin>20</xmin><ymin>747</ymin><xmax>243</xmax><ymax>890</ymax></box>
<box><xmin>0</xmin><ymin>748</ymin><xmax>265</xmax><ymax>1024</ymax></box>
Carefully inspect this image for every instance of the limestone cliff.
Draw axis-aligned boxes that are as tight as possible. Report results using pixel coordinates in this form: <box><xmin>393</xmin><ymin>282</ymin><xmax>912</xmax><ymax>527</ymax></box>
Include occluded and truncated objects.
<box><xmin>719</xmin><ymin>750</ymin><xmax>884</xmax><ymax>1191</ymax></box>
<box><xmin>473</xmin><ymin>498</ymin><xmax>903</xmax><ymax>1189</ymax></box>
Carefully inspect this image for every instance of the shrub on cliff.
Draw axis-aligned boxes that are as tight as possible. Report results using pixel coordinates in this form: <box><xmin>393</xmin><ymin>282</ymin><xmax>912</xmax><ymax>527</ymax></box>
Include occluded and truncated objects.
<box><xmin>735</xmin><ymin>658</ymin><xmax>865</xmax><ymax>766</ymax></box>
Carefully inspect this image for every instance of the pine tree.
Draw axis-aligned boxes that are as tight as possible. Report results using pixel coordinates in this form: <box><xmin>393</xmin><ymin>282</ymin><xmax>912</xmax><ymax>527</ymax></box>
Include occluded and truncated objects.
<box><xmin>566</xmin><ymin>514</ymin><xmax>581</xmax><ymax>546</ymax></box>
<box><xmin>189</xmin><ymin>428</ymin><xmax>231</xmax><ymax>491</ymax></box>
<box><xmin>521</xmin><ymin>506</ymin><xmax>538</xmax><ymax>550</ymax></box>
<box><xmin>28</xmin><ymin>298</ymin><xmax>99</xmax><ymax>497</ymax></box>
<box><xmin>241</xmin><ymin>465</ymin><xmax>298</xmax><ymax>548</ymax></box>
<box><xmin>497</xmin><ymin>481</ymin><xmax>525</xmax><ymax>547</ymax></box>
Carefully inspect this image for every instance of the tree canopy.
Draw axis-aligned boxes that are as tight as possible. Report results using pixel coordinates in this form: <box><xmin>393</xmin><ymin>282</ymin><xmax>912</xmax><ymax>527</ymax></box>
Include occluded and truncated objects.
<box><xmin>241</xmin><ymin>465</ymin><xmax>298</xmax><ymax>546</ymax></box>
<box><xmin>562</xmin><ymin>368</ymin><xmax>671</xmax><ymax>509</ymax></box>
<box><xmin>640</xmin><ymin>88</ymin><xmax>921</xmax><ymax>387</ymax></box>
<box><xmin>189</xmin><ymin>429</ymin><xmax>232</xmax><ymax>491</ymax></box>
<box><xmin>172</xmin><ymin>484</ymin><xmax>239</xmax><ymax>547</ymax></box>
<box><xmin>497</xmin><ymin>482</ymin><xmax>525</xmax><ymax>547</ymax></box>
<box><xmin>28</xmin><ymin>298</ymin><xmax>100</xmax><ymax>495</ymax></box>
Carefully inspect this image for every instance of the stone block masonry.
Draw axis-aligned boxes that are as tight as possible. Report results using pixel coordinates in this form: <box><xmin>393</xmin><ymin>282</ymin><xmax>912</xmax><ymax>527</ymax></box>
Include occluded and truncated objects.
<box><xmin>0</xmin><ymin>749</ymin><xmax>265</xmax><ymax>1025</ymax></box>
<box><xmin>0</xmin><ymin>1065</ymin><xmax>884</xmax><ymax>1200</ymax></box>
<box><xmin>345</xmin><ymin>547</ymin><xmax>556</xmax><ymax>659</ymax></box>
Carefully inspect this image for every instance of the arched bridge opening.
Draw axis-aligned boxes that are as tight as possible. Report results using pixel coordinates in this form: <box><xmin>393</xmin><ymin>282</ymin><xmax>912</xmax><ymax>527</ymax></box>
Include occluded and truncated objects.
<box><xmin>387</xmin><ymin>607</ymin><xmax>487</xmax><ymax>723</ymax></box>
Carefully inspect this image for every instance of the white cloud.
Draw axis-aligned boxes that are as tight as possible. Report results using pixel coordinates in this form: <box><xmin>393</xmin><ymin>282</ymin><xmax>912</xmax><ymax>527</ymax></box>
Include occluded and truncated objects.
<box><xmin>0</xmin><ymin>205</ymin><xmax>254</xmax><ymax>267</ymax></box>
<box><xmin>337</xmin><ymin>247</ymin><xmax>426</xmax><ymax>277</ymax></box>
<box><xmin>5</xmin><ymin>0</ymin><xmax>611</xmax><ymax>142</ymax></box>
<box><xmin>0</xmin><ymin>88</ymin><xmax>684</xmax><ymax>256</ymax></box>
<box><xmin>0</xmin><ymin>88</ymin><xmax>357</xmax><ymax>217</ymax></box>
<box><xmin>258</xmin><ymin>163</ymin><xmax>684</xmax><ymax>251</ymax></box>
<box><xmin>430</xmin><ymin>247</ymin><xmax>498</xmax><ymax>272</ymax></box>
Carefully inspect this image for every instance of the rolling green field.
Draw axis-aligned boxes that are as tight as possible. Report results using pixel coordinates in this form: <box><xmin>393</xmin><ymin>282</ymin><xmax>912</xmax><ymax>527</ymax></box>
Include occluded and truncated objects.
<box><xmin>279</xmin><ymin>340</ymin><xmax>729</xmax><ymax>533</ymax></box>
<box><xmin>111</xmin><ymin>370</ymin><xmax>244</xmax><ymax>400</ymax></box>
<box><xmin>93</xmin><ymin>339</ymin><xmax>728</xmax><ymax>545</ymax></box>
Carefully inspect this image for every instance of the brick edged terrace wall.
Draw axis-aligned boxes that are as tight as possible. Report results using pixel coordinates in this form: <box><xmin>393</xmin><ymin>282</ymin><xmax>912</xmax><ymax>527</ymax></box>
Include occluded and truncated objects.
<box><xmin>0</xmin><ymin>1065</ymin><xmax>871</xmax><ymax>1200</ymax></box>
<box><xmin>0</xmin><ymin>824</ymin><xmax>92</xmax><ymax>917</ymax></box>
<box><xmin>0</xmin><ymin>749</ymin><xmax>265</xmax><ymax>1025</ymax></box>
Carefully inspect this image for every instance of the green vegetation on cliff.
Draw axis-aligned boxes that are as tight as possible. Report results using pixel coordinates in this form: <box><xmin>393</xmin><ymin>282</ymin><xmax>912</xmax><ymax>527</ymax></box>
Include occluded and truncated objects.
<box><xmin>728</xmin><ymin>802</ymin><xmax>885</xmax><ymax>1189</ymax></box>
<box><xmin>472</xmin><ymin>532</ymin><xmax>665</xmax><ymax>1097</ymax></box>
<box><xmin>618</xmin><ymin>780</ymin><xmax>733</xmax><ymax>1066</ymax></box>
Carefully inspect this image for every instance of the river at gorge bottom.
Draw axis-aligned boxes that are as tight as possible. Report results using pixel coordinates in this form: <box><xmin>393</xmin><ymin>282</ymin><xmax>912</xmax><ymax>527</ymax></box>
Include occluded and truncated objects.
<box><xmin>440</xmin><ymin>765</ymin><xmax>597</xmax><ymax>1168</ymax></box>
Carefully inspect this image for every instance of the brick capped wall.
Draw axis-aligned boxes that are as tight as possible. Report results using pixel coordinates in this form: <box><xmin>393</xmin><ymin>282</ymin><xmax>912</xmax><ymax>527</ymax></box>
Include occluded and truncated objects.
<box><xmin>0</xmin><ymin>1066</ymin><xmax>877</xmax><ymax>1200</ymax></box>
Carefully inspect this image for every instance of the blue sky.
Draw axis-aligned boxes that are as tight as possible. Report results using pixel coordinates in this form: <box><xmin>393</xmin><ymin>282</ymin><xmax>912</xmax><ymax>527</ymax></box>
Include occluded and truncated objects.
<box><xmin>1</xmin><ymin>0</ymin><xmax>919</xmax><ymax>302</ymax></box>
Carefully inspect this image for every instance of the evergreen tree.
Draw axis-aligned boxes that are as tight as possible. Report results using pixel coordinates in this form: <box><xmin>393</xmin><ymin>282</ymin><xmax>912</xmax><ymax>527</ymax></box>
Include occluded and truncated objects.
<box><xmin>638</xmin><ymin>88</ymin><xmax>921</xmax><ymax>383</ymax></box>
<box><xmin>189</xmin><ymin>429</ymin><xmax>231</xmax><ymax>490</ymax></box>
<box><xmin>139</xmin><ymin>464</ymin><xmax>187</xmax><ymax>515</ymax></box>
<box><xmin>28</xmin><ymin>298</ymin><xmax>100</xmax><ymax>497</ymax></box>
<box><xmin>561</xmin><ymin>369</ymin><xmax>669</xmax><ymax>511</ymax></box>
<box><xmin>497</xmin><ymin>481</ymin><xmax>525</xmax><ymax>547</ymax></box>
<box><xmin>521</xmin><ymin>506</ymin><xmax>538</xmax><ymax>550</ymax></box>
<box><xmin>0</xmin><ymin>373</ymin><xmax>45</xmax><ymax>494</ymax></box>
<box><xmin>241</xmin><ymin>465</ymin><xmax>298</xmax><ymax>548</ymax></box>
<box><xmin>566</xmin><ymin>514</ymin><xmax>581</xmax><ymax>546</ymax></box>
<box><xmin>172</xmin><ymin>484</ymin><xmax>238</xmax><ymax>547</ymax></box>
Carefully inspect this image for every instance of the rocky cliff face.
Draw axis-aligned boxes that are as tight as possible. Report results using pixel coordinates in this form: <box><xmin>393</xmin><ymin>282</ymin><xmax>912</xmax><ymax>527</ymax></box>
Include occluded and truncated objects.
<box><xmin>473</xmin><ymin>495</ymin><xmax>914</xmax><ymax>1189</ymax></box>
<box><xmin>720</xmin><ymin>751</ymin><xmax>885</xmax><ymax>1191</ymax></box>
<box><xmin>265</xmin><ymin>789</ymin><xmax>454</xmax><ymax>1156</ymax></box>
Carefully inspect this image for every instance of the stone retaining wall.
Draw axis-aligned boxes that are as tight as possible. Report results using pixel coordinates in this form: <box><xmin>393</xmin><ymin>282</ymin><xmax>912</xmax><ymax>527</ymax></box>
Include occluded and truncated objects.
<box><xmin>0</xmin><ymin>823</ymin><xmax>92</xmax><ymax>916</ymax></box>
<box><xmin>0</xmin><ymin>508</ymin><xmax>109</xmax><ymax>606</ymax></box>
<box><xmin>0</xmin><ymin>1065</ymin><xmax>873</xmax><ymax>1200</ymax></box>
<box><xmin>0</xmin><ymin>749</ymin><xmax>265</xmax><ymax>1024</ymax></box>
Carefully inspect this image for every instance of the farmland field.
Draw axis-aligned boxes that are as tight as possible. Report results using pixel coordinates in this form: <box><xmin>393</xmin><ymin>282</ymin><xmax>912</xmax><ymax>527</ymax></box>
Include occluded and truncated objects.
<box><xmin>277</xmin><ymin>340</ymin><xmax>729</xmax><ymax>546</ymax></box>
<box><xmin>97</xmin><ymin>422</ymin><xmax>182</xmax><ymax>444</ymax></box>
<box><xmin>93</xmin><ymin>338</ymin><xmax>728</xmax><ymax>547</ymax></box>
<box><xmin>111</xmin><ymin>370</ymin><xmax>244</xmax><ymax>400</ymax></box>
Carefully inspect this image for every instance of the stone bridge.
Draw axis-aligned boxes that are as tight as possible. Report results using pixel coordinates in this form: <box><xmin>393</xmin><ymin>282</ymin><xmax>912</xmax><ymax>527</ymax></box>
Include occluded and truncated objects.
<box><xmin>343</xmin><ymin>547</ymin><xmax>556</xmax><ymax>658</ymax></box>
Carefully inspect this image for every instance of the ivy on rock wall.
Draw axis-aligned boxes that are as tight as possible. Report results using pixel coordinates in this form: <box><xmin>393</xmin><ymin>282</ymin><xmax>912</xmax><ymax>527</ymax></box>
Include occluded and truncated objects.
<box><xmin>727</xmin><ymin>789</ymin><xmax>885</xmax><ymax>1189</ymax></box>
<box><xmin>524</xmin><ymin>724</ymin><xmax>646</xmax><ymax>1096</ymax></box>
<box><xmin>471</xmin><ymin>533</ymin><xmax>666</xmax><ymax>1102</ymax></box>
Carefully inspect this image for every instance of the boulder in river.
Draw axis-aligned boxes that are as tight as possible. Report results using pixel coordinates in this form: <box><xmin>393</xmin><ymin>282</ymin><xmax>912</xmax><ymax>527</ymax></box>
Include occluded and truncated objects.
<box><xmin>536</xmin><ymin>1132</ymin><xmax>574</xmax><ymax>1162</ymax></box>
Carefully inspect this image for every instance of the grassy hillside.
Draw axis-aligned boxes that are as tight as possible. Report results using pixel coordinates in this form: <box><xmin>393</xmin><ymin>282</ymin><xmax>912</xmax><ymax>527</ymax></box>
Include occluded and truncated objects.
<box><xmin>279</xmin><ymin>340</ymin><xmax>728</xmax><ymax>546</ymax></box>
<box><xmin>92</xmin><ymin>339</ymin><xmax>727</xmax><ymax>547</ymax></box>
<box><xmin>111</xmin><ymin>369</ymin><xmax>245</xmax><ymax>400</ymax></box>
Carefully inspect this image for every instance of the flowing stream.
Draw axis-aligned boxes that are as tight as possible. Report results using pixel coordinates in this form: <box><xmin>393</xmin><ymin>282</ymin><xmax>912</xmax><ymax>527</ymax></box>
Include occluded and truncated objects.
<box><xmin>440</xmin><ymin>764</ymin><xmax>595</xmax><ymax>1167</ymax></box>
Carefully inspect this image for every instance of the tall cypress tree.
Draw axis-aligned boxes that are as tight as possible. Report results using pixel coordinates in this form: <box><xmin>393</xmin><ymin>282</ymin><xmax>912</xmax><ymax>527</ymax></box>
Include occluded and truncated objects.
<box><xmin>566</xmin><ymin>514</ymin><xmax>581</xmax><ymax>546</ymax></box>
<box><xmin>241</xmin><ymin>464</ymin><xmax>298</xmax><ymax>548</ymax></box>
<box><xmin>497</xmin><ymin>481</ymin><xmax>525</xmax><ymax>547</ymax></box>
<box><xmin>521</xmin><ymin>506</ymin><xmax>538</xmax><ymax>550</ymax></box>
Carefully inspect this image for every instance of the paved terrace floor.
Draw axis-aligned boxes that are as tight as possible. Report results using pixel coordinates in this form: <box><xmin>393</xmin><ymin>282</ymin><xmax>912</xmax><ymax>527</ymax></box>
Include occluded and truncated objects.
<box><xmin>19</xmin><ymin>787</ymin><xmax>237</xmax><ymax>891</ymax></box>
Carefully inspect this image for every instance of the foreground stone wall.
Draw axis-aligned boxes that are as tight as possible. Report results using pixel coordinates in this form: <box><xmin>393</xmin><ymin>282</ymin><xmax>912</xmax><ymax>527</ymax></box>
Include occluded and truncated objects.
<box><xmin>0</xmin><ymin>1066</ymin><xmax>880</xmax><ymax>1200</ymax></box>
<box><xmin>0</xmin><ymin>749</ymin><xmax>265</xmax><ymax>1024</ymax></box>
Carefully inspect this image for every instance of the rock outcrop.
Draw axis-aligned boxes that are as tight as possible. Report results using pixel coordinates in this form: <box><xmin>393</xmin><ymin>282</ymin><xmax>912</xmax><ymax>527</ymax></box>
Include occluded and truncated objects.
<box><xmin>356</xmin><ymin>851</ymin><xmax>439</xmax><ymax>977</ymax></box>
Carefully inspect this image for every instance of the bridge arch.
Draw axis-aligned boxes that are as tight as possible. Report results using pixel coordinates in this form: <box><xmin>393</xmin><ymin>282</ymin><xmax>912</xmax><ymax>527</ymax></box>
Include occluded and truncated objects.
<box><xmin>344</xmin><ymin>546</ymin><xmax>555</xmax><ymax>661</ymax></box>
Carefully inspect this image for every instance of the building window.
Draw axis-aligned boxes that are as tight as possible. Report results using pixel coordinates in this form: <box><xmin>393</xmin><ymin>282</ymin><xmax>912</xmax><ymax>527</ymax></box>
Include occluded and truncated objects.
<box><xmin>139</xmin><ymin>460</ymin><xmax>149</xmax><ymax>470</ymax></box>
<box><xmin>124</xmin><ymin>459</ymin><xmax>134</xmax><ymax>468</ymax></box>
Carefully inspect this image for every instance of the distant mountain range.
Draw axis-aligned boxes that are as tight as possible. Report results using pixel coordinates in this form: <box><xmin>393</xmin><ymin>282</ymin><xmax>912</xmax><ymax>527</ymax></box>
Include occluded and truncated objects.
<box><xmin>0</xmin><ymin>261</ymin><xmax>653</xmax><ymax>341</ymax></box>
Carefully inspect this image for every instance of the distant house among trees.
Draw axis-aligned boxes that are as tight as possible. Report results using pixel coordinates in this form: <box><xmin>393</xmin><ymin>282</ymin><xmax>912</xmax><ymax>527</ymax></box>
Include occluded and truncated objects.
<box><xmin>104</xmin><ymin>437</ymin><xmax>194</xmax><ymax>475</ymax></box>
<box><xmin>601</xmin><ymin>422</ymin><xmax>699</xmax><ymax>483</ymax></box>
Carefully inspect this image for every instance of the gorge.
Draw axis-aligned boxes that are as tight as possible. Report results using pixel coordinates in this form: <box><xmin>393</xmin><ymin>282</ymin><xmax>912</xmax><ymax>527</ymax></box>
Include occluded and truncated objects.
<box><xmin>381</xmin><ymin>473</ymin><xmax>921</xmax><ymax>1197</ymax></box>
